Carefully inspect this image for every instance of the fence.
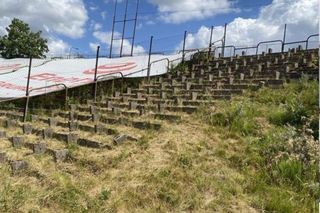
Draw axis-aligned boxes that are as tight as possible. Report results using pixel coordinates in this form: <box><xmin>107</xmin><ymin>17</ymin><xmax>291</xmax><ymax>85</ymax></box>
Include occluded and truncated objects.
<box><xmin>0</xmin><ymin>22</ymin><xmax>319</xmax><ymax>121</ymax></box>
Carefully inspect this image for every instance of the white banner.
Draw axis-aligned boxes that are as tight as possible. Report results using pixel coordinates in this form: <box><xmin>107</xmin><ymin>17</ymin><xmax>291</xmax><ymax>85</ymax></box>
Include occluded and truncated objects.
<box><xmin>0</xmin><ymin>53</ymin><xmax>188</xmax><ymax>98</ymax></box>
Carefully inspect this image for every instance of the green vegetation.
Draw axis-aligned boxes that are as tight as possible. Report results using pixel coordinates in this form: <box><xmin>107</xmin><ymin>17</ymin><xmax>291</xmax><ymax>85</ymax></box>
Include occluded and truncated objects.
<box><xmin>0</xmin><ymin>18</ymin><xmax>48</xmax><ymax>59</ymax></box>
<box><xmin>198</xmin><ymin>78</ymin><xmax>319</xmax><ymax>212</ymax></box>
<box><xmin>0</xmin><ymin>77</ymin><xmax>318</xmax><ymax>212</ymax></box>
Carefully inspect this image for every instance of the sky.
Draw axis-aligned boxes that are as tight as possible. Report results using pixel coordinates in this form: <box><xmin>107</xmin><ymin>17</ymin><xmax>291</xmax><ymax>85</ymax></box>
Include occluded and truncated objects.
<box><xmin>0</xmin><ymin>0</ymin><xmax>318</xmax><ymax>58</ymax></box>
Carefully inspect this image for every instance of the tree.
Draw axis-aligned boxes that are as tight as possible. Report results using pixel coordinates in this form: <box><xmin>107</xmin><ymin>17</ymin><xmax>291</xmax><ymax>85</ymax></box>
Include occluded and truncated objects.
<box><xmin>0</xmin><ymin>18</ymin><xmax>49</xmax><ymax>59</ymax></box>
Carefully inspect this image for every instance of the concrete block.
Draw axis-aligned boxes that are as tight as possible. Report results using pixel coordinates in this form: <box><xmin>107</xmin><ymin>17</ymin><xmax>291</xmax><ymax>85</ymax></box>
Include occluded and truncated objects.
<box><xmin>158</xmin><ymin>103</ymin><xmax>165</xmax><ymax>113</ymax></box>
<box><xmin>48</xmin><ymin>118</ymin><xmax>57</xmax><ymax>127</ymax></box>
<box><xmin>266</xmin><ymin>62</ymin><xmax>271</xmax><ymax>68</ymax></box>
<box><xmin>68</xmin><ymin>121</ymin><xmax>78</xmax><ymax>131</ymax></box>
<box><xmin>31</xmin><ymin>115</ymin><xmax>39</xmax><ymax>122</ymax></box>
<box><xmin>90</xmin><ymin>106</ymin><xmax>97</xmax><ymax>114</ymax></box>
<box><xmin>33</xmin><ymin>143</ymin><xmax>47</xmax><ymax>154</ymax></box>
<box><xmin>67</xmin><ymin>133</ymin><xmax>79</xmax><ymax>144</ymax></box>
<box><xmin>147</xmin><ymin>87</ymin><xmax>153</xmax><ymax>94</ymax></box>
<box><xmin>249</xmin><ymin>69</ymin><xmax>254</xmax><ymax>77</ymax></box>
<box><xmin>92</xmin><ymin>114</ymin><xmax>101</xmax><ymax>123</ymax></box>
<box><xmin>114</xmin><ymin>91</ymin><xmax>120</xmax><ymax>98</ymax></box>
<box><xmin>173</xmin><ymin>87</ymin><xmax>179</xmax><ymax>94</ymax></box>
<box><xmin>181</xmin><ymin>76</ymin><xmax>187</xmax><ymax>83</ymax></box>
<box><xmin>129</xmin><ymin>102</ymin><xmax>138</xmax><ymax>111</ymax></box>
<box><xmin>136</xmin><ymin>92</ymin><xmax>143</xmax><ymax>99</ymax></box>
<box><xmin>229</xmin><ymin>77</ymin><xmax>234</xmax><ymax>85</ymax></box>
<box><xmin>191</xmin><ymin>92</ymin><xmax>198</xmax><ymax>101</ymax></box>
<box><xmin>11</xmin><ymin>160</ymin><xmax>28</xmax><ymax>174</ymax></box>
<box><xmin>106</xmin><ymin>101</ymin><xmax>113</xmax><ymax>109</ymax></box>
<box><xmin>185</xmin><ymin>82</ymin><xmax>192</xmax><ymax>90</ymax></box>
<box><xmin>240</xmin><ymin>73</ymin><xmax>245</xmax><ymax>81</ymax></box>
<box><xmin>112</xmin><ymin>107</ymin><xmax>120</xmax><ymax>115</ymax></box>
<box><xmin>11</xmin><ymin>137</ymin><xmax>24</xmax><ymax>148</ymax></box>
<box><xmin>23</xmin><ymin>124</ymin><xmax>33</xmax><ymax>135</ymax></box>
<box><xmin>127</xmin><ymin>87</ymin><xmax>132</xmax><ymax>94</ymax></box>
<box><xmin>243</xmin><ymin>60</ymin><xmax>247</xmax><ymax>67</ymax></box>
<box><xmin>208</xmin><ymin>74</ymin><xmax>214</xmax><ymax>82</ymax></box>
<box><xmin>6</xmin><ymin>120</ymin><xmax>17</xmax><ymax>128</ymax></box>
<box><xmin>113</xmin><ymin>134</ymin><xmax>128</xmax><ymax>145</ymax></box>
<box><xmin>0</xmin><ymin>131</ymin><xmax>6</xmax><ymax>139</ymax></box>
<box><xmin>0</xmin><ymin>152</ymin><xmax>7</xmax><ymax>163</ymax></box>
<box><xmin>53</xmin><ymin>149</ymin><xmax>69</xmax><ymax>162</ymax></box>
<box><xmin>275</xmin><ymin>71</ymin><xmax>280</xmax><ymax>80</ymax></box>
<box><xmin>43</xmin><ymin>128</ymin><xmax>54</xmax><ymax>140</ymax></box>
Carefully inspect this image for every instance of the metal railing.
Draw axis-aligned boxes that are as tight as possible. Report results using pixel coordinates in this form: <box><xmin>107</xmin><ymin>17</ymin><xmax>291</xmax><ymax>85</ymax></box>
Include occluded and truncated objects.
<box><xmin>95</xmin><ymin>72</ymin><xmax>124</xmax><ymax>102</ymax></box>
<box><xmin>23</xmin><ymin>83</ymin><xmax>68</xmax><ymax>122</ymax></box>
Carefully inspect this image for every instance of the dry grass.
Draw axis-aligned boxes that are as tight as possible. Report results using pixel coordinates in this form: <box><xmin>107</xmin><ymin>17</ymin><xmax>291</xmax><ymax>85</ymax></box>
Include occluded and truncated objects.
<box><xmin>0</xmin><ymin>111</ymin><xmax>257</xmax><ymax>212</ymax></box>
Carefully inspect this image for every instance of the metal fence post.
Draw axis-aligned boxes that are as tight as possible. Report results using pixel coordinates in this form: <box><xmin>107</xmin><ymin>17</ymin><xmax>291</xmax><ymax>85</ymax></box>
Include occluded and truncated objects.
<box><xmin>23</xmin><ymin>55</ymin><xmax>33</xmax><ymax>122</ymax></box>
<box><xmin>182</xmin><ymin>31</ymin><xmax>187</xmax><ymax>63</ymax></box>
<box><xmin>208</xmin><ymin>26</ymin><xmax>214</xmax><ymax>58</ymax></box>
<box><xmin>147</xmin><ymin>36</ymin><xmax>153</xmax><ymax>82</ymax></box>
<box><xmin>94</xmin><ymin>46</ymin><xmax>100</xmax><ymax>102</ymax></box>
<box><xmin>282</xmin><ymin>24</ymin><xmax>287</xmax><ymax>52</ymax></box>
<box><xmin>222</xmin><ymin>23</ymin><xmax>227</xmax><ymax>57</ymax></box>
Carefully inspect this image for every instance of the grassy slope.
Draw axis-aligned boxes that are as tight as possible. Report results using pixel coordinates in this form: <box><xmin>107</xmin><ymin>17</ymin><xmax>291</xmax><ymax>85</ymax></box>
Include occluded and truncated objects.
<box><xmin>0</xmin><ymin>79</ymin><xmax>319</xmax><ymax>212</ymax></box>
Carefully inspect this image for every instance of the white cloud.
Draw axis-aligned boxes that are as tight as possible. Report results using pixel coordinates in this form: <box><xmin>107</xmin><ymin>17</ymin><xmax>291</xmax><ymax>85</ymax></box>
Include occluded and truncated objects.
<box><xmin>101</xmin><ymin>12</ymin><xmax>108</xmax><ymax>20</ymax></box>
<box><xmin>94</xmin><ymin>23</ymin><xmax>103</xmax><ymax>31</ymax></box>
<box><xmin>46</xmin><ymin>37</ymin><xmax>70</xmax><ymax>57</ymax></box>
<box><xmin>0</xmin><ymin>0</ymin><xmax>88</xmax><ymax>39</ymax></box>
<box><xmin>92</xmin><ymin>31</ymin><xmax>145</xmax><ymax>55</ymax></box>
<box><xmin>89</xmin><ymin>42</ymin><xmax>100</xmax><ymax>52</ymax></box>
<box><xmin>147</xmin><ymin>0</ymin><xmax>234</xmax><ymax>24</ymax></box>
<box><xmin>178</xmin><ymin>0</ymin><xmax>319</xmax><ymax>53</ymax></box>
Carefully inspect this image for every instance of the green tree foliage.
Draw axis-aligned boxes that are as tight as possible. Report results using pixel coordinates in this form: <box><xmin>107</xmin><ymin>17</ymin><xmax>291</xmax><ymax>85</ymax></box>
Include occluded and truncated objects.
<box><xmin>0</xmin><ymin>18</ymin><xmax>49</xmax><ymax>59</ymax></box>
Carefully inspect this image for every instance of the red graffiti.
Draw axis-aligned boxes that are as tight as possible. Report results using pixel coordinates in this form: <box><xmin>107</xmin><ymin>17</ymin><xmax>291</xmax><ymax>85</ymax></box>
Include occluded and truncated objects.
<box><xmin>28</xmin><ymin>73</ymin><xmax>93</xmax><ymax>85</ymax></box>
<box><xmin>0</xmin><ymin>81</ymin><xmax>30</xmax><ymax>91</ymax></box>
<box><xmin>0</xmin><ymin>64</ymin><xmax>21</xmax><ymax>71</ymax></box>
<box><xmin>83</xmin><ymin>62</ymin><xmax>137</xmax><ymax>75</ymax></box>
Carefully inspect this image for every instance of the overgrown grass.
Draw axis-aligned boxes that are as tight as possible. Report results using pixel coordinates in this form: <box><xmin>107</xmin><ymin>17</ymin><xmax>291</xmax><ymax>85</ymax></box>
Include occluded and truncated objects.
<box><xmin>197</xmin><ymin>78</ymin><xmax>320</xmax><ymax>212</ymax></box>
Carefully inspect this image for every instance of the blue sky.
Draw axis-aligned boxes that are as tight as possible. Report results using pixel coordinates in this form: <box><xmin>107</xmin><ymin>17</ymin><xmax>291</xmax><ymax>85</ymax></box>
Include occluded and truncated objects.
<box><xmin>0</xmin><ymin>0</ymin><xmax>318</xmax><ymax>57</ymax></box>
<box><xmin>70</xmin><ymin>0</ymin><xmax>273</xmax><ymax>56</ymax></box>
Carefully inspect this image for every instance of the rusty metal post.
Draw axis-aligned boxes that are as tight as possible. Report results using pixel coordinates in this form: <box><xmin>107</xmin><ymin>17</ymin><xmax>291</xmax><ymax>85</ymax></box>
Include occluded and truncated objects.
<box><xmin>147</xmin><ymin>36</ymin><xmax>154</xmax><ymax>82</ymax></box>
<box><xmin>94</xmin><ymin>46</ymin><xmax>100</xmax><ymax>102</ymax></box>
<box><xmin>208</xmin><ymin>26</ymin><xmax>214</xmax><ymax>58</ymax></box>
<box><xmin>23</xmin><ymin>55</ymin><xmax>33</xmax><ymax>122</ymax></box>
<box><xmin>109</xmin><ymin>0</ymin><xmax>118</xmax><ymax>58</ymax></box>
<box><xmin>222</xmin><ymin>23</ymin><xmax>227</xmax><ymax>57</ymax></box>
<box><xmin>282</xmin><ymin>24</ymin><xmax>287</xmax><ymax>52</ymax></box>
<box><xmin>182</xmin><ymin>31</ymin><xmax>187</xmax><ymax>63</ymax></box>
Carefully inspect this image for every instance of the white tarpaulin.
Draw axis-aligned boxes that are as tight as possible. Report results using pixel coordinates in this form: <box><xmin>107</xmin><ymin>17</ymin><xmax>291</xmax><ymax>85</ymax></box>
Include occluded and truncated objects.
<box><xmin>0</xmin><ymin>53</ymin><xmax>193</xmax><ymax>99</ymax></box>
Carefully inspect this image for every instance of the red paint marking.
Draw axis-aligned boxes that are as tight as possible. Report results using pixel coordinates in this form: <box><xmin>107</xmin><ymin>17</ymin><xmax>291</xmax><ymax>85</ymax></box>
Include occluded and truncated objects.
<box><xmin>28</xmin><ymin>73</ymin><xmax>93</xmax><ymax>85</ymax></box>
<box><xmin>0</xmin><ymin>64</ymin><xmax>21</xmax><ymax>71</ymax></box>
<box><xmin>83</xmin><ymin>62</ymin><xmax>137</xmax><ymax>75</ymax></box>
<box><xmin>0</xmin><ymin>81</ymin><xmax>31</xmax><ymax>91</ymax></box>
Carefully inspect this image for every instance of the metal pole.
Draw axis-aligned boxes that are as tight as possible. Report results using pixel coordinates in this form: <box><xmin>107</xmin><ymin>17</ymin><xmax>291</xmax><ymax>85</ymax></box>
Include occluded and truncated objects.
<box><xmin>222</xmin><ymin>23</ymin><xmax>227</xmax><ymax>57</ymax></box>
<box><xmin>131</xmin><ymin>0</ymin><xmax>140</xmax><ymax>56</ymax></box>
<box><xmin>182</xmin><ymin>31</ymin><xmax>187</xmax><ymax>63</ymax></box>
<box><xmin>23</xmin><ymin>55</ymin><xmax>33</xmax><ymax>122</ymax></box>
<box><xmin>120</xmin><ymin>0</ymin><xmax>129</xmax><ymax>57</ymax></box>
<box><xmin>282</xmin><ymin>24</ymin><xmax>287</xmax><ymax>52</ymax></box>
<box><xmin>109</xmin><ymin>0</ymin><xmax>118</xmax><ymax>58</ymax></box>
<box><xmin>94</xmin><ymin>46</ymin><xmax>100</xmax><ymax>102</ymax></box>
<box><xmin>208</xmin><ymin>26</ymin><xmax>214</xmax><ymax>58</ymax></box>
<box><xmin>147</xmin><ymin>36</ymin><xmax>154</xmax><ymax>82</ymax></box>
